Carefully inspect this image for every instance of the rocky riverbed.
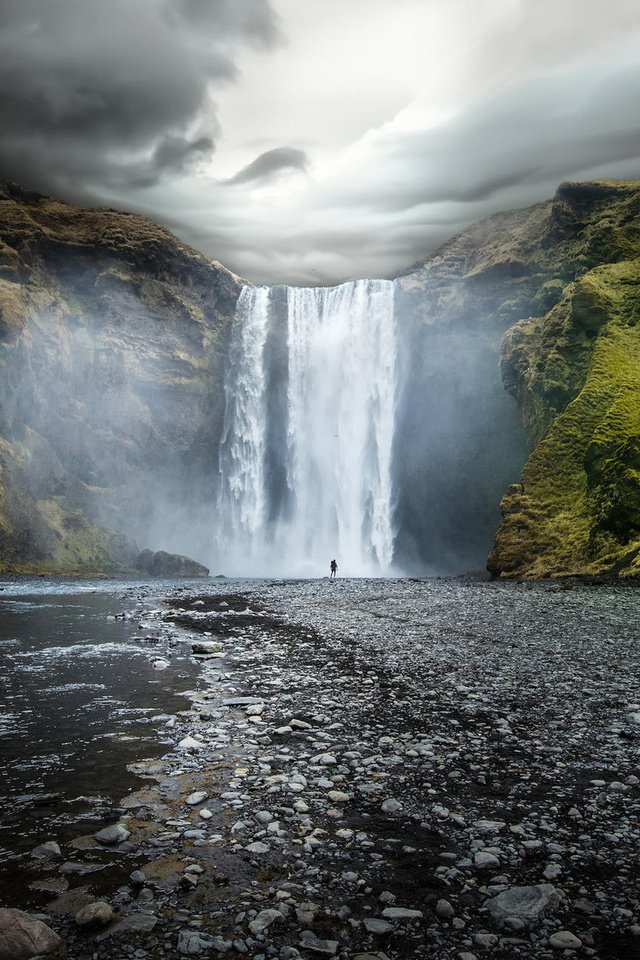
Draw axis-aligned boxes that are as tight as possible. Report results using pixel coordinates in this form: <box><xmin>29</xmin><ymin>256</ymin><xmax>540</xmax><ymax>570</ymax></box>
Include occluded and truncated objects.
<box><xmin>5</xmin><ymin>577</ymin><xmax>640</xmax><ymax>960</ymax></box>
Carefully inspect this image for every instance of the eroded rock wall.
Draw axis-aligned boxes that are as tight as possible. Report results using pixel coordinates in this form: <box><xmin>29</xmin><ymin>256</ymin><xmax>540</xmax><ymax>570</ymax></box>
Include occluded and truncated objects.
<box><xmin>398</xmin><ymin>179</ymin><xmax>640</xmax><ymax>578</ymax></box>
<box><xmin>0</xmin><ymin>183</ymin><xmax>241</xmax><ymax>573</ymax></box>
<box><xmin>485</xmin><ymin>181</ymin><xmax>640</xmax><ymax>577</ymax></box>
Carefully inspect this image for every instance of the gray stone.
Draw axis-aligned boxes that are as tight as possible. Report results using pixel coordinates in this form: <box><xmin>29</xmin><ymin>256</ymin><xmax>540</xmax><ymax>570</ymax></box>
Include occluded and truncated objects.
<box><xmin>381</xmin><ymin>907</ymin><xmax>423</xmax><ymax>920</ymax></box>
<box><xmin>362</xmin><ymin>918</ymin><xmax>393</xmax><ymax>934</ymax></box>
<box><xmin>95</xmin><ymin>913</ymin><xmax>157</xmax><ymax>941</ymax></box>
<box><xmin>75</xmin><ymin>901</ymin><xmax>114</xmax><ymax>928</ymax></box>
<box><xmin>185</xmin><ymin>791</ymin><xmax>208</xmax><ymax>806</ymax></box>
<box><xmin>0</xmin><ymin>908</ymin><xmax>63</xmax><ymax>960</ymax></box>
<box><xmin>192</xmin><ymin>641</ymin><xmax>223</xmax><ymax>655</ymax></box>
<box><xmin>249</xmin><ymin>910</ymin><xmax>284</xmax><ymax>935</ymax></box>
<box><xmin>485</xmin><ymin>884</ymin><xmax>560</xmax><ymax>925</ymax></box>
<box><xmin>246</xmin><ymin>841</ymin><xmax>270</xmax><ymax>854</ymax></box>
<box><xmin>59</xmin><ymin>861</ymin><xmax>105</xmax><ymax>875</ymax></box>
<box><xmin>94</xmin><ymin>823</ymin><xmax>130</xmax><ymax>845</ymax></box>
<box><xmin>30</xmin><ymin>841</ymin><xmax>62</xmax><ymax>861</ymax></box>
<box><xmin>178</xmin><ymin>735</ymin><xmax>205</xmax><ymax>751</ymax></box>
<box><xmin>178</xmin><ymin>930</ymin><xmax>223</xmax><ymax>955</ymax></box>
<box><xmin>549</xmin><ymin>931</ymin><xmax>582</xmax><ymax>950</ymax></box>
<box><xmin>474</xmin><ymin>933</ymin><xmax>498</xmax><ymax>948</ymax></box>
<box><xmin>473</xmin><ymin>820</ymin><xmax>506</xmax><ymax>833</ymax></box>
<box><xmin>223</xmin><ymin>697</ymin><xmax>265</xmax><ymax>706</ymax></box>
<box><xmin>436</xmin><ymin>899</ymin><xmax>455</xmax><ymax>919</ymax></box>
<box><xmin>300</xmin><ymin>932</ymin><xmax>339</xmax><ymax>955</ymax></box>
<box><xmin>474</xmin><ymin>851</ymin><xmax>500</xmax><ymax>870</ymax></box>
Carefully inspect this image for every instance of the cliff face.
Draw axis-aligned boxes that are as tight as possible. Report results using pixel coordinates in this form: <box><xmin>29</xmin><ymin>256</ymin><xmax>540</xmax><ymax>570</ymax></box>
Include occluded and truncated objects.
<box><xmin>396</xmin><ymin>179</ymin><xmax>640</xmax><ymax>578</ymax></box>
<box><xmin>0</xmin><ymin>183</ymin><xmax>241</xmax><ymax>573</ymax></box>
<box><xmin>485</xmin><ymin>182</ymin><xmax>640</xmax><ymax>577</ymax></box>
<box><xmin>0</xmin><ymin>179</ymin><xmax>638</xmax><ymax>578</ymax></box>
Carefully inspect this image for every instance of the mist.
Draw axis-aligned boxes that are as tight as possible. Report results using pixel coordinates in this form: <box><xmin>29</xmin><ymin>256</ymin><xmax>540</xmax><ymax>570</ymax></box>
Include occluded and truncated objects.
<box><xmin>0</xmin><ymin>235</ymin><xmax>526</xmax><ymax>577</ymax></box>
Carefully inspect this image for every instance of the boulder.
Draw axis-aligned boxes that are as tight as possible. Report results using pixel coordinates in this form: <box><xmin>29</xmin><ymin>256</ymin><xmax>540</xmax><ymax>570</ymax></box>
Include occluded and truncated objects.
<box><xmin>95</xmin><ymin>913</ymin><xmax>157</xmax><ymax>941</ymax></box>
<box><xmin>0</xmin><ymin>908</ymin><xmax>64</xmax><ymax>959</ymax></box>
<box><xmin>74</xmin><ymin>902</ymin><xmax>113</xmax><ymax>928</ymax></box>
<box><xmin>94</xmin><ymin>823</ymin><xmax>130</xmax><ymax>845</ymax></box>
<box><xmin>485</xmin><ymin>884</ymin><xmax>560</xmax><ymax>925</ymax></box>
<box><xmin>136</xmin><ymin>549</ymin><xmax>209</xmax><ymax>578</ymax></box>
<box><xmin>30</xmin><ymin>841</ymin><xmax>62</xmax><ymax>861</ymax></box>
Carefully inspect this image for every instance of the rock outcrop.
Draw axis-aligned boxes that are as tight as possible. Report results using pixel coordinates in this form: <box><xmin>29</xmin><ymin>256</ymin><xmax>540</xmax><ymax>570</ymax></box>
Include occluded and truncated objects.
<box><xmin>136</xmin><ymin>548</ymin><xmax>209</xmax><ymax>578</ymax></box>
<box><xmin>397</xmin><ymin>179</ymin><xmax>640</xmax><ymax>579</ymax></box>
<box><xmin>486</xmin><ymin>182</ymin><xmax>640</xmax><ymax>578</ymax></box>
<box><xmin>0</xmin><ymin>182</ymin><xmax>240</xmax><ymax>573</ymax></box>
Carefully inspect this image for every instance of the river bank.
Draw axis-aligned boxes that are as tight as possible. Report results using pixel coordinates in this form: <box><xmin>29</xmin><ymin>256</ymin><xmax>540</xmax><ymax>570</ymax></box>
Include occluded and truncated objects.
<box><xmin>1</xmin><ymin>576</ymin><xmax>639</xmax><ymax>960</ymax></box>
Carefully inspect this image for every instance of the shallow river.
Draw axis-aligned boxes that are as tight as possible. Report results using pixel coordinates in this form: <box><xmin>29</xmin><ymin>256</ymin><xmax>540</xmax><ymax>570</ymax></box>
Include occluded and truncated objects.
<box><xmin>0</xmin><ymin>578</ymin><xmax>204</xmax><ymax>905</ymax></box>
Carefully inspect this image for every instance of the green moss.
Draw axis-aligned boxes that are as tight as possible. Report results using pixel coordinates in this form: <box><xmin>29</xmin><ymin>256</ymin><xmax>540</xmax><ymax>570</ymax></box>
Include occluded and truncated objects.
<box><xmin>490</xmin><ymin>257</ymin><xmax>640</xmax><ymax>577</ymax></box>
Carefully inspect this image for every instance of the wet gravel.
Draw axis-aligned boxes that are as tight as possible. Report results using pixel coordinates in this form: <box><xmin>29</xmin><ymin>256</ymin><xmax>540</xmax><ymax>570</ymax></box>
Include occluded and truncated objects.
<box><xmin>19</xmin><ymin>576</ymin><xmax>640</xmax><ymax>960</ymax></box>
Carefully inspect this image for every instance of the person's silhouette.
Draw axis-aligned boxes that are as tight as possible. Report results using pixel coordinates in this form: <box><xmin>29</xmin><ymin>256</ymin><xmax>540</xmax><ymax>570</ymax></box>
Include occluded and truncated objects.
<box><xmin>330</xmin><ymin>559</ymin><xmax>338</xmax><ymax>579</ymax></box>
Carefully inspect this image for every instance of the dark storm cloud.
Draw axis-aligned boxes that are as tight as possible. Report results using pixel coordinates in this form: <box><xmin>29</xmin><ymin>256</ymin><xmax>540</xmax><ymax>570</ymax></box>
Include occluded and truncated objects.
<box><xmin>0</xmin><ymin>0</ymin><xmax>279</xmax><ymax>195</ymax></box>
<box><xmin>226</xmin><ymin>147</ymin><xmax>308</xmax><ymax>185</ymax></box>
<box><xmin>1</xmin><ymin>0</ymin><xmax>639</xmax><ymax>283</ymax></box>
<box><xmin>172</xmin><ymin>0</ymin><xmax>281</xmax><ymax>48</ymax></box>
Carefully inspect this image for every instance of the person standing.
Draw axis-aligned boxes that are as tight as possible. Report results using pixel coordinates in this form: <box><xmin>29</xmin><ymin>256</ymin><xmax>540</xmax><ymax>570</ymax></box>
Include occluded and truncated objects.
<box><xmin>330</xmin><ymin>558</ymin><xmax>338</xmax><ymax>579</ymax></box>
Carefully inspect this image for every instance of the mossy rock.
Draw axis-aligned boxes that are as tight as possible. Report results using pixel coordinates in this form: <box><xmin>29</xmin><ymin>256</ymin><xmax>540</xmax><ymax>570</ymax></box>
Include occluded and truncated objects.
<box><xmin>490</xmin><ymin>256</ymin><xmax>640</xmax><ymax>578</ymax></box>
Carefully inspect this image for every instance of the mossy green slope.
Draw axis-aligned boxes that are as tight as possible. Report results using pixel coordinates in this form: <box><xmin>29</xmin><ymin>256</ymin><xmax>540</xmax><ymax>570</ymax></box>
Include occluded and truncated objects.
<box><xmin>489</xmin><ymin>255</ymin><xmax>640</xmax><ymax>577</ymax></box>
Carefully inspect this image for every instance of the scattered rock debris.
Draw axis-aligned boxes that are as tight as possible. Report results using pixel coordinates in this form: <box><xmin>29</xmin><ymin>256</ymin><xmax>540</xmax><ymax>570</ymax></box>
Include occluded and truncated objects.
<box><xmin>11</xmin><ymin>577</ymin><xmax>640</xmax><ymax>959</ymax></box>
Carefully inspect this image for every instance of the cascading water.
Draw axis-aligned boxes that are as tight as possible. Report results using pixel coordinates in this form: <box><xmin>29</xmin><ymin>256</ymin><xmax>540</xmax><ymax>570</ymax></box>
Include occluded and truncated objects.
<box><xmin>216</xmin><ymin>278</ymin><xmax>397</xmax><ymax>576</ymax></box>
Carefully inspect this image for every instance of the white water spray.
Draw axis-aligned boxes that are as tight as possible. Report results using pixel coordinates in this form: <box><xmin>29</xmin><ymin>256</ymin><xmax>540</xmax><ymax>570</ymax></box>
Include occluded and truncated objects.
<box><xmin>216</xmin><ymin>279</ymin><xmax>397</xmax><ymax>576</ymax></box>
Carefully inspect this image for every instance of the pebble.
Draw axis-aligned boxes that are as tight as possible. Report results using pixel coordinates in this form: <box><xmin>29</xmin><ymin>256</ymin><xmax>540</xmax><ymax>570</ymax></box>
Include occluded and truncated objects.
<box><xmin>381</xmin><ymin>907</ymin><xmax>423</xmax><ymax>920</ymax></box>
<box><xmin>549</xmin><ymin>930</ymin><xmax>583</xmax><ymax>950</ymax></box>
<box><xmin>185</xmin><ymin>791</ymin><xmax>208</xmax><ymax>805</ymax></box>
<box><xmin>30</xmin><ymin>841</ymin><xmax>62</xmax><ymax>861</ymax></box>
<box><xmin>25</xmin><ymin>578</ymin><xmax>639</xmax><ymax>960</ymax></box>
<box><xmin>436</xmin><ymin>899</ymin><xmax>455</xmax><ymax>919</ymax></box>
<box><xmin>74</xmin><ymin>901</ymin><xmax>113</xmax><ymax>928</ymax></box>
<box><xmin>362</xmin><ymin>918</ymin><xmax>394</xmax><ymax>934</ymax></box>
<box><xmin>94</xmin><ymin>823</ymin><xmax>130</xmax><ymax>845</ymax></box>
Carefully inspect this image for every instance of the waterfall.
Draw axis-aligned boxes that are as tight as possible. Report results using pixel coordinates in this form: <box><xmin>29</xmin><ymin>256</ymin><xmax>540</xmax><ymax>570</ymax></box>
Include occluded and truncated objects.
<box><xmin>216</xmin><ymin>278</ymin><xmax>397</xmax><ymax>576</ymax></box>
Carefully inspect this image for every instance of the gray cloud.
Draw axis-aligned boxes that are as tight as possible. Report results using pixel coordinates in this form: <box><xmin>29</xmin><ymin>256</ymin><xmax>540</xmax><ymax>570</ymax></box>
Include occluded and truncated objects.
<box><xmin>0</xmin><ymin>0</ymin><xmax>279</xmax><ymax>194</ymax></box>
<box><xmin>226</xmin><ymin>147</ymin><xmax>308</xmax><ymax>185</ymax></box>
<box><xmin>0</xmin><ymin>0</ymin><xmax>639</xmax><ymax>283</ymax></box>
<box><xmin>139</xmin><ymin>43</ymin><xmax>640</xmax><ymax>285</ymax></box>
<box><xmin>171</xmin><ymin>0</ymin><xmax>281</xmax><ymax>48</ymax></box>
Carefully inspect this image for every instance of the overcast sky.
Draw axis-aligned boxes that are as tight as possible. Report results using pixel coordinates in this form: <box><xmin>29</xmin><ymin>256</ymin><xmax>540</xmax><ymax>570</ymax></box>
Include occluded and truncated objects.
<box><xmin>1</xmin><ymin>0</ymin><xmax>639</xmax><ymax>283</ymax></box>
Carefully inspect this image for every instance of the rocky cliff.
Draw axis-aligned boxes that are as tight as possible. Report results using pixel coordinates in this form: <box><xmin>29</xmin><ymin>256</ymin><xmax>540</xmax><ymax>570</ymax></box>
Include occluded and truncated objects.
<box><xmin>0</xmin><ymin>182</ymin><xmax>241</xmax><ymax>574</ymax></box>
<box><xmin>397</xmin><ymin>179</ymin><xmax>640</xmax><ymax>578</ymax></box>
<box><xmin>487</xmin><ymin>182</ymin><xmax>640</xmax><ymax>578</ymax></box>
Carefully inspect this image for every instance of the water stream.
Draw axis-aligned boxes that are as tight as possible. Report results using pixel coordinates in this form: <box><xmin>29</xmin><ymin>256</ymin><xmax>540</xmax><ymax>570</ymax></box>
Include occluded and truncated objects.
<box><xmin>0</xmin><ymin>579</ymin><xmax>199</xmax><ymax>906</ymax></box>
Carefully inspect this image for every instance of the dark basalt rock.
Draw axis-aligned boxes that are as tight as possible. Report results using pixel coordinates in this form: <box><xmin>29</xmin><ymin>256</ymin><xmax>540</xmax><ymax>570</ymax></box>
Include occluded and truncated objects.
<box><xmin>136</xmin><ymin>549</ymin><xmax>209</xmax><ymax>578</ymax></box>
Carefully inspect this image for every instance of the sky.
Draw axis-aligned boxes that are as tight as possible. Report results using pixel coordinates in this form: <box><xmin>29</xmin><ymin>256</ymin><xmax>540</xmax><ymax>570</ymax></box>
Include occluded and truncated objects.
<box><xmin>1</xmin><ymin>0</ymin><xmax>639</xmax><ymax>284</ymax></box>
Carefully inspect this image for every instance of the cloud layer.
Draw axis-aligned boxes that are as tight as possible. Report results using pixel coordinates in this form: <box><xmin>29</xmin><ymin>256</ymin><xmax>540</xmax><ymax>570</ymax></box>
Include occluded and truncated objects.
<box><xmin>0</xmin><ymin>0</ymin><xmax>279</xmax><ymax>193</ymax></box>
<box><xmin>1</xmin><ymin>0</ymin><xmax>639</xmax><ymax>283</ymax></box>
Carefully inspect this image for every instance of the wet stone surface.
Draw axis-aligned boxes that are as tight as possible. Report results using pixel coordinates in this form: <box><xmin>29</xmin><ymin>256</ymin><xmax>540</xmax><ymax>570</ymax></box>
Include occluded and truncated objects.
<box><xmin>13</xmin><ymin>577</ymin><xmax>640</xmax><ymax>959</ymax></box>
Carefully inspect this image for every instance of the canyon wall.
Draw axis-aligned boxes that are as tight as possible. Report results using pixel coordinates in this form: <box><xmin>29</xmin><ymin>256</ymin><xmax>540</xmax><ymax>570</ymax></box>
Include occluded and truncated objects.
<box><xmin>0</xmin><ymin>183</ymin><xmax>240</xmax><ymax>573</ymax></box>
<box><xmin>0</xmin><ymin>179</ymin><xmax>638</xmax><ymax>577</ymax></box>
